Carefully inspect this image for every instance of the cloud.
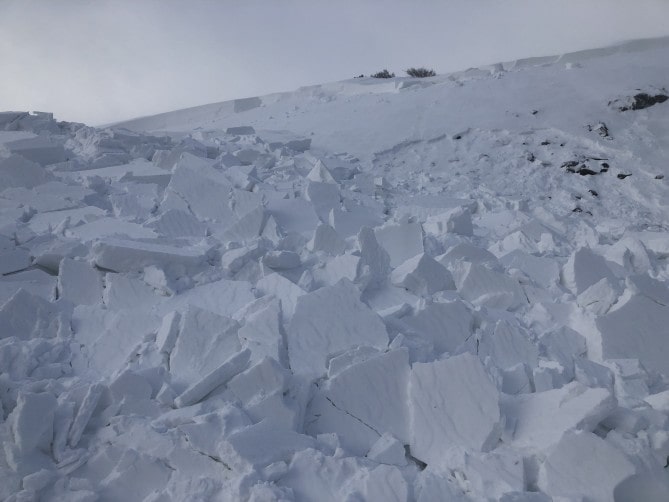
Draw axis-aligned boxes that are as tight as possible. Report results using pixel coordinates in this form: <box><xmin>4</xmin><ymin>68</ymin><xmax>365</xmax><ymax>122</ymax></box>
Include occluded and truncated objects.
<box><xmin>1</xmin><ymin>0</ymin><xmax>668</xmax><ymax>125</ymax></box>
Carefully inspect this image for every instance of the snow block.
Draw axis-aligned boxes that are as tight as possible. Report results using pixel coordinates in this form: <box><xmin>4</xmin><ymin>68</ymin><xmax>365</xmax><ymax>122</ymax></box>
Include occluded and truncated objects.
<box><xmin>391</xmin><ymin>253</ymin><xmax>455</xmax><ymax>296</ymax></box>
<box><xmin>175</xmin><ymin>348</ymin><xmax>251</xmax><ymax>407</ymax></box>
<box><xmin>0</xmin><ymin>248</ymin><xmax>31</xmax><ymax>276</ymax></box>
<box><xmin>93</xmin><ymin>238</ymin><xmax>209</xmax><ymax>273</ymax></box>
<box><xmin>255</xmin><ymin>273</ymin><xmax>305</xmax><ymax>320</ymax></box>
<box><xmin>409</xmin><ymin>353</ymin><xmax>501</xmax><ymax>466</ymax></box>
<box><xmin>0</xmin><ymin>154</ymin><xmax>52</xmax><ymax>189</ymax></box>
<box><xmin>402</xmin><ymin>300</ymin><xmax>473</xmax><ymax>354</ymax></box>
<box><xmin>305</xmin><ymin>181</ymin><xmax>340</xmax><ymax>221</ymax></box>
<box><xmin>306</xmin><ymin>160</ymin><xmax>337</xmax><ymax>184</ymax></box>
<box><xmin>58</xmin><ymin>258</ymin><xmax>103</xmax><ymax>306</ymax></box>
<box><xmin>478</xmin><ymin>320</ymin><xmax>539</xmax><ymax>370</ymax></box>
<box><xmin>226</xmin><ymin>126</ymin><xmax>256</xmax><ymax>135</ymax></box>
<box><xmin>576</xmin><ymin>276</ymin><xmax>621</xmax><ymax>315</ymax></box>
<box><xmin>367</xmin><ymin>433</ymin><xmax>407</xmax><ymax>466</ymax></box>
<box><xmin>146</xmin><ymin>209</ymin><xmax>208</xmax><ymax>238</ymax></box>
<box><xmin>423</xmin><ymin>207</ymin><xmax>473</xmax><ymax>237</ymax></box>
<box><xmin>596</xmin><ymin>293</ymin><xmax>669</xmax><ymax>375</ymax></box>
<box><xmin>453</xmin><ymin>262</ymin><xmax>526</xmax><ymax>310</ymax></box>
<box><xmin>562</xmin><ymin>247</ymin><xmax>617</xmax><ymax>295</ymax></box>
<box><xmin>0</xmin><ymin>288</ymin><xmax>68</xmax><ymax>340</ymax></box>
<box><xmin>287</xmin><ymin>279</ymin><xmax>388</xmax><ymax>378</ymax></box>
<box><xmin>538</xmin><ymin>431</ymin><xmax>636</xmax><ymax>502</ymax></box>
<box><xmin>4</xmin><ymin>135</ymin><xmax>67</xmax><ymax>166</ymax></box>
<box><xmin>324</xmin><ymin>348</ymin><xmax>410</xmax><ymax>442</ymax></box>
<box><xmin>169</xmin><ymin>307</ymin><xmax>242</xmax><ymax>392</ymax></box>
<box><xmin>374</xmin><ymin>222</ymin><xmax>424</xmax><ymax>267</ymax></box>
<box><xmin>307</xmin><ymin>223</ymin><xmax>346</xmax><ymax>255</ymax></box>
<box><xmin>500</xmin><ymin>381</ymin><xmax>616</xmax><ymax>451</ymax></box>
<box><xmin>437</xmin><ymin>242</ymin><xmax>499</xmax><ymax>268</ymax></box>
<box><xmin>356</xmin><ymin>226</ymin><xmax>391</xmax><ymax>291</ymax></box>
<box><xmin>10</xmin><ymin>391</ymin><xmax>57</xmax><ymax>453</ymax></box>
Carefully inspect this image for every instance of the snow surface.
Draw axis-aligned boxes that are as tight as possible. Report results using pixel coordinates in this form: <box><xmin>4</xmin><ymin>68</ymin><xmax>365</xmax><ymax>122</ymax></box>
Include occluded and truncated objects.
<box><xmin>1</xmin><ymin>38</ymin><xmax>669</xmax><ymax>500</ymax></box>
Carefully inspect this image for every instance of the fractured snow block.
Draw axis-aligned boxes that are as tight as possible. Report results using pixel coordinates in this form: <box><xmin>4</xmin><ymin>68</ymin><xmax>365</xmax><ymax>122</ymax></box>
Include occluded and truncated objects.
<box><xmin>226</xmin><ymin>126</ymin><xmax>256</xmax><ymax>135</ymax></box>
<box><xmin>287</xmin><ymin>279</ymin><xmax>388</xmax><ymax>378</ymax></box>
<box><xmin>263</xmin><ymin>250</ymin><xmax>301</xmax><ymax>270</ymax></box>
<box><xmin>103</xmin><ymin>273</ymin><xmax>160</xmax><ymax>310</ymax></box>
<box><xmin>409</xmin><ymin>353</ymin><xmax>501</xmax><ymax>466</ymax></box>
<box><xmin>562</xmin><ymin>247</ymin><xmax>616</xmax><ymax>295</ymax></box>
<box><xmin>423</xmin><ymin>207</ymin><xmax>473</xmax><ymax>237</ymax></box>
<box><xmin>478</xmin><ymin>320</ymin><xmax>539</xmax><ymax>370</ymax></box>
<box><xmin>58</xmin><ymin>258</ymin><xmax>103</xmax><ymax>306</ymax></box>
<box><xmin>596</xmin><ymin>293</ymin><xmax>669</xmax><ymax>375</ymax></box>
<box><xmin>402</xmin><ymin>300</ymin><xmax>473</xmax><ymax>355</ymax></box>
<box><xmin>305</xmin><ymin>181</ymin><xmax>340</xmax><ymax>221</ymax></box>
<box><xmin>146</xmin><ymin>209</ymin><xmax>208</xmax><ymax>238</ymax></box>
<box><xmin>10</xmin><ymin>391</ymin><xmax>57</xmax><ymax>453</ymax></box>
<box><xmin>374</xmin><ymin>222</ymin><xmax>424</xmax><ymax>268</ymax></box>
<box><xmin>218</xmin><ymin>419</ymin><xmax>315</xmax><ymax>471</ymax></box>
<box><xmin>437</xmin><ymin>242</ymin><xmax>499</xmax><ymax>268</ymax></box>
<box><xmin>267</xmin><ymin>198</ymin><xmax>319</xmax><ymax>236</ymax></box>
<box><xmin>324</xmin><ymin>348</ymin><xmax>410</xmax><ymax>442</ymax></box>
<box><xmin>0</xmin><ymin>248</ymin><xmax>31</xmax><ymax>275</ymax></box>
<box><xmin>169</xmin><ymin>307</ymin><xmax>242</xmax><ymax>392</ymax></box>
<box><xmin>306</xmin><ymin>160</ymin><xmax>337</xmax><ymax>184</ymax></box>
<box><xmin>227</xmin><ymin>356</ymin><xmax>288</xmax><ymax>406</ymax></box>
<box><xmin>357</xmin><ymin>226</ymin><xmax>391</xmax><ymax>291</ymax></box>
<box><xmin>255</xmin><ymin>273</ymin><xmax>305</xmax><ymax>320</ymax></box>
<box><xmin>175</xmin><ymin>348</ymin><xmax>251</xmax><ymax>407</ymax></box>
<box><xmin>0</xmin><ymin>288</ymin><xmax>68</xmax><ymax>340</ymax></box>
<box><xmin>576</xmin><ymin>276</ymin><xmax>621</xmax><ymax>315</ymax></box>
<box><xmin>500</xmin><ymin>381</ymin><xmax>616</xmax><ymax>451</ymax></box>
<box><xmin>539</xmin><ymin>326</ymin><xmax>587</xmax><ymax>378</ymax></box>
<box><xmin>391</xmin><ymin>253</ymin><xmax>455</xmax><ymax>296</ymax></box>
<box><xmin>538</xmin><ymin>431</ymin><xmax>636</xmax><ymax>502</ymax></box>
<box><xmin>604</xmin><ymin>237</ymin><xmax>653</xmax><ymax>275</ymax></box>
<box><xmin>329</xmin><ymin>206</ymin><xmax>383</xmax><ymax>238</ymax></box>
<box><xmin>222</xmin><ymin>205</ymin><xmax>267</xmax><ymax>243</ymax></box>
<box><xmin>367</xmin><ymin>433</ymin><xmax>407</xmax><ymax>466</ymax></box>
<box><xmin>307</xmin><ymin>223</ymin><xmax>346</xmax><ymax>255</ymax></box>
<box><xmin>627</xmin><ymin>274</ymin><xmax>669</xmax><ymax>306</ymax></box>
<box><xmin>453</xmin><ymin>262</ymin><xmax>526</xmax><ymax>310</ymax></box>
<box><xmin>93</xmin><ymin>238</ymin><xmax>209</xmax><ymax>273</ymax></box>
<box><xmin>69</xmin><ymin>383</ymin><xmax>105</xmax><ymax>447</ymax></box>
<box><xmin>0</xmin><ymin>154</ymin><xmax>52</xmax><ymax>189</ymax></box>
<box><xmin>4</xmin><ymin>135</ymin><xmax>66</xmax><ymax>166</ymax></box>
<box><xmin>499</xmin><ymin>250</ymin><xmax>560</xmax><ymax>289</ymax></box>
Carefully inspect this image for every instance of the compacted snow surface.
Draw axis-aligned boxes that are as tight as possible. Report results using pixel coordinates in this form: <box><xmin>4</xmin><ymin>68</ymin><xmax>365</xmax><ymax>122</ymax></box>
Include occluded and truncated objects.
<box><xmin>2</xmin><ymin>38</ymin><xmax>669</xmax><ymax>501</ymax></box>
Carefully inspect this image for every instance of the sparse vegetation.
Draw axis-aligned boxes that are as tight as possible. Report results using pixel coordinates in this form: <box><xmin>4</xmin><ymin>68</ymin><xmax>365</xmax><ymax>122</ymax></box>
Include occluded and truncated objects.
<box><xmin>371</xmin><ymin>69</ymin><xmax>395</xmax><ymax>79</ymax></box>
<box><xmin>406</xmin><ymin>67</ymin><xmax>436</xmax><ymax>78</ymax></box>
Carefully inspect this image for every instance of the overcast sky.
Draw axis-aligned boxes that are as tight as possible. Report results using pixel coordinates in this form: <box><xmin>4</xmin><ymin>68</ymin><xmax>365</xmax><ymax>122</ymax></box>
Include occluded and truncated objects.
<box><xmin>2</xmin><ymin>0</ymin><xmax>669</xmax><ymax>126</ymax></box>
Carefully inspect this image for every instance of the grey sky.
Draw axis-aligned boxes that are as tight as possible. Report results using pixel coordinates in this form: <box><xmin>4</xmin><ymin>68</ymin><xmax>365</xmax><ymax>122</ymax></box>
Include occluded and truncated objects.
<box><xmin>2</xmin><ymin>0</ymin><xmax>669</xmax><ymax>126</ymax></box>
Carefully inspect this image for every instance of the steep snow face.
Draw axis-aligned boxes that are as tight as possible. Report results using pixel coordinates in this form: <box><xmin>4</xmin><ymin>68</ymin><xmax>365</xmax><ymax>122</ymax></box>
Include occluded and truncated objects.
<box><xmin>1</xmin><ymin>39</ymin><xmax>669</xmax><ymax>501</ymax></box>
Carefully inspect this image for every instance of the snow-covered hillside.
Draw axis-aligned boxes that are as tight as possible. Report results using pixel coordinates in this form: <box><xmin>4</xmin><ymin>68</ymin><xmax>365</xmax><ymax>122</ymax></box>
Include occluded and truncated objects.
<box><xmin>1</xmin><ymin>37</ymin><xmax>669</xmax><ymax>501</ymax></box>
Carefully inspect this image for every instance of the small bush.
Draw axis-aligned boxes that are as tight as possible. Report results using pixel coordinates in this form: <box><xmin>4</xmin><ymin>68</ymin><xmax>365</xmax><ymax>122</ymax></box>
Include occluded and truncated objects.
<box><xmin>406</xmin><ymin>67</ymin><xmax>436</xmax><ymax>78</ymax></box>
<box><xmin>371</xmin><ymin>69</ymin><xmax>395</xmax><ymax>79</ymax></box>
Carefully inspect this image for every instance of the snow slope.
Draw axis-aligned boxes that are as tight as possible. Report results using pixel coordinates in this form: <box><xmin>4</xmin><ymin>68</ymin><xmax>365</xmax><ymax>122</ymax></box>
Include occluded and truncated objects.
<box><xmin>1</xmin><ymin>37</ymin><xmax>669</xmax><ymax>501</ymax></box>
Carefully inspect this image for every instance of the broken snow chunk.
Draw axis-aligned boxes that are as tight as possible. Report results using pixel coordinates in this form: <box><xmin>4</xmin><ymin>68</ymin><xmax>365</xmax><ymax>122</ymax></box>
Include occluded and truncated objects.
<box><xmin>307</xmin><ymin>160</ymin><xmax>337</xmax><ymax>184</ymax></box>
<box><xmin>409</xmin><ymin>353</ymin><xmax>501</xmax><ymax>466</ymax></box>
<box><xmin>0</xmin><ymin>248</ymin><xmax>31</xmax><ymax>276</ymax></box>
<box><xmin>175</xmin><ymin>348</ymin><xmax>251</xmax><ymax>407</ymax></box>
<box><xmin>453</xmin><ymin>262</ymin><xmax>526</xmax><ymax>310</ymax></box>
<box><xmin>307</xmin><ymin>223</ymin><xmax>346</xmax><ymax>255</ymax></box>
<box><xmin>367</xmin><ymin>433</ymin><xmax>407</xmax><ymax>466</ymax></box>
<box><xmin>305</xmin><ymin>181</ymin><xmax>340</xmax><ymax>221</ymax></box>
<box><xmin>478</xmin><ymin>320</ymin><xmax>539</xmax><ymax>370</ymax></box>
<box><xmin>539</xmin><ymin>326</ymin><xmax>587</xmax><ymax>378</ymax></box>
<box><xmin>219</xmin><ymin>419</ymin><xmax>316</xmax><ymax>471</ymax></box>
<box><xmin>574</xmin><ymin>358</ymin><xmax>614</xmax><ymax>389</ymax></box>
<box><xmin>93</xmin><ymin>238</ymin><xmax>210</xmax><ymax>273</ymax></box>
<box><xmin>0</xmin><ymin>154</ymin><xmax>53</xmax><ymax>188</ymax></box>
<box><xmin>169</xmin><ymin>306</ymin><xmax>242</xmax><ymax>392</ymax></box>
<box><xmin>145</xmin><ymin>209</ymin><xmax>207</xmax><ymax>238</ymax></box>
<box><xmin>596</xmin><ymin>293</ymin><xmax>669</xmax><ymax>375</ymax></box>
<box><xmin>58</xmin><ymin>258</ymin><xmax>103</xmax><ymax>306</ymax></box>
<box><xmin>576</xmin><ymin>276</ymin><xmax>621</xmax><ymax>315</ymax></box>
<box><xmin>226</xmin><ymin>126</ymin><xmax>256</xmax><ymax>135</ymax></box>
<box><xmin>255</xmin><ymin>273</ymin><xmax>305</xmax><ymax>321</ymax></box>
<box><xmin>538</xmin><ymin>431</ymin><xmax>636</xmax><ymax>502</ymax></box>
<box><xmin>391</xmin><ymin>253</ymin><xmax>455</xmax><ymax>296</ymax></box>
<box><xmin>402</xmin><ymin>300</ymin><xmax>473</xmax><ymax>354</ymax></box>
<box><xmin>155</xmin><ymin>311</ymin><xmax>180</xmax><ymax>354</ymax></box>
<box><xmin>227</xmin><ymin>356</ymin><xmax>288</xmax><ymax>407</ymax></box>
<box><xmin>329</xmin><ymin>206</ymin><xmax>383</xmax><ymax>238</ymax></box>
<box><xmin>499</xmin><ymin>250</ymin><xmax>560</xmax><ymax>288</ymax></box>
<box><xmin>103</xmin><ymin>273</ymin><xmax>160</xmax><ymax>310</ymax></box>
<box><xmin>423</xmin><ymin>207</ymin><xmax>473</xmax><ymax>237</ymax></box>
<box><xmin>604</xmin><ymin>237</ymin><xmax>653</xmax><ymax>275</ymax></box>
<box><xmin>357</xmin><ymin>226</ymin><xmax>391</xmax><ymax>291</ymax></box>
<box><xmin>627</xmin><ymin>274</ymin><xmax>669</xmax><ymax>306</ymax></box>
<box><xmin>10</xmin><ymin>391</ymin><xmax>57</xmax><ymax>453</ymax></box>
<box><xmin>262</xmin><ymin>250</ymin><xmax>301</xmax><ymax>270</ymax></box>
<box><xmin>500</xmin><ymin>381</ymin><xmax>616</xmax><ymax>451</ymax></box>
<box><xmin>324</xmin><ymin>348</ymin><xmax>411</xmax><ymax>442</ymax></box>
<box><xmin>0</xmin><ymin>288</ymin><xmax>69</xmax><ymax>340</ymax></box>
<box><xmin>287</xmin><ymin>279</ymin><xmax>388</xmax><ymax>378</ymax></box>
<box><xmin>69</xmin><ymin>383</ymin><xmax>105</xmax><ymax>448</ymax></box>
<box><xmin>436</xmin><ymin>242</ymin><xmax>499</xmax><ymax>268</ymax></box>
<box><xmin>562</xmin><ymin>247</ymin><xmax>616</xmax><ymax>295</ymax></box>
<box><xmin>374</xmin><ymin>222</ymin><xmax>424</xmax><ymax>267</ymax></box>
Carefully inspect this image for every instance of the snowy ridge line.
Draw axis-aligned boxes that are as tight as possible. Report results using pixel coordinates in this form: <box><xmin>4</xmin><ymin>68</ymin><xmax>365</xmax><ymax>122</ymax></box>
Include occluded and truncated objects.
<box><xmin>2</xmin><ymin>38</ymin><xmax>669</xmax><ymax>501</ymax></box>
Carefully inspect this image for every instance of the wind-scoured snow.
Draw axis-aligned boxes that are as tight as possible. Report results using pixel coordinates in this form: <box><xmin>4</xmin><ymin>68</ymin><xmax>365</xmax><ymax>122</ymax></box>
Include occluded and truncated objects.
<box><xmin>1</xmin><ymin>37</ymin><xmax>669</xmax><ymax>501</ymax></box>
